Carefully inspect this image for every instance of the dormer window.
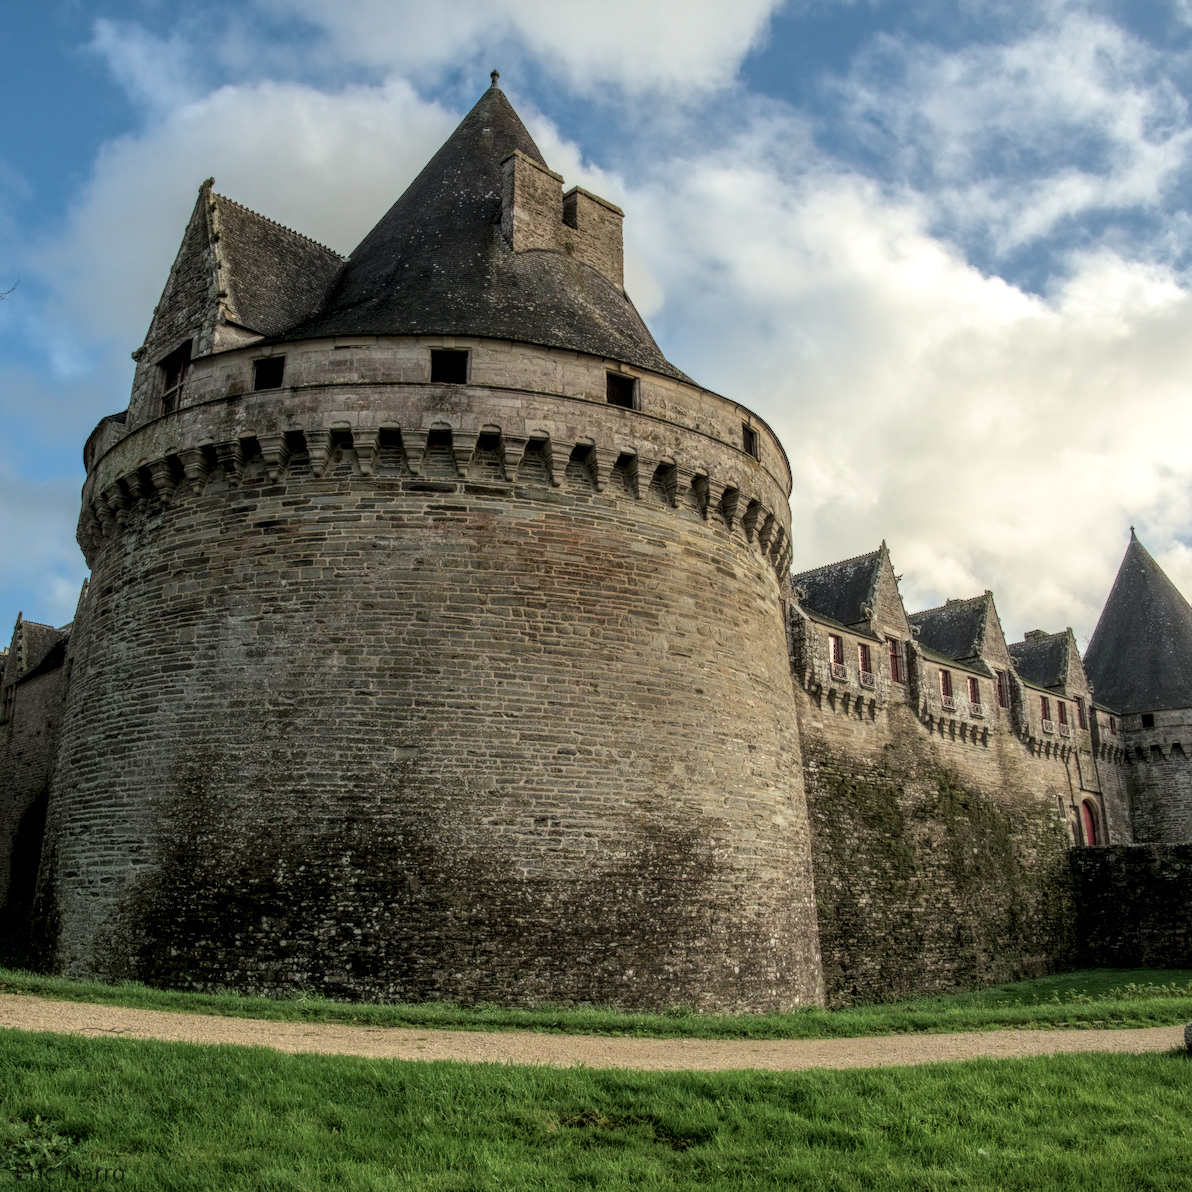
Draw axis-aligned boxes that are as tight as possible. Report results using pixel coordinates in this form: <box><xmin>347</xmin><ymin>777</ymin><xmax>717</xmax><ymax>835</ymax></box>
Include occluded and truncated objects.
<box><xmin>606</xmin><ymin>372</ymin><xmax>636</xmax><ymax>409</ymax></box>
<box><xmin>253</xmin><ymin>356</ymin><xmax>286</xmax><ymax>391</ymax></box>
<box><xmin>742</xmin><ymin>423</ymin><xmax>759</xmax><ymax>459</ymax></box>
<box><xmin>886</xmin><ymin>637</ymin><xmax>904</xmax><ymax>684</ymax></box>
<box><xmin>431</xmin><ymin>349</ymin><xmax>468</xmax><ymax>384</ymax></box>
<box><xmin>158</xmin><ymin>339</ymin><xmax>192</xmax><ymax>414</ymax></box>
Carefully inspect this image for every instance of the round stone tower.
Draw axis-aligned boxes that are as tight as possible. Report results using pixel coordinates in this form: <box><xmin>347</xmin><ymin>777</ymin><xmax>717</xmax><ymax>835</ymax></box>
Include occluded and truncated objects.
<box><xmin>47</xmin><ymin>80</ymin><xmax>823</xmax><ymax>1010</ymax></box>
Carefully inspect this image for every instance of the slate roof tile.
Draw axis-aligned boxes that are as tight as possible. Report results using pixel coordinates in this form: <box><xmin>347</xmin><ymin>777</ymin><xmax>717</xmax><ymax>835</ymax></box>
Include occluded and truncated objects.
<box><xmin>276</xmin><ymin>81</ymin><xmax>689</xmax><ymax>381</ymax></box>
<box><xmin>1084</xmin><ymin>531</ymin><xmax>1192</xmax><ymax>713</ymax></box>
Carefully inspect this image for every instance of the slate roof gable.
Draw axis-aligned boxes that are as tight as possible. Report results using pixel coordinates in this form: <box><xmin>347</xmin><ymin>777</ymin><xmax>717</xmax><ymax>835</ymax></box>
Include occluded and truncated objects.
<box><xmin>1084</xmin><ymin>531</ymin><xmax>1192</xmax><ymax>714</ymax></box>
<box><xmin>1008</xmin><ymin>631</ymin><xmax>1070</xmax><ymax>689</ymax></box>
<box><xmin>790</xmin><ymin>548</ymin><xmax>882</xmax><ymax>628</ymax></box>
<box><xmin>908</xmin><ymin>596</ymin><xmax>986</xmax><ymax>662</ymax></box>
<box><xmin>279</xmin><ymin>81</ymin><xmax>690</xmax><ymax>382</ymax></box>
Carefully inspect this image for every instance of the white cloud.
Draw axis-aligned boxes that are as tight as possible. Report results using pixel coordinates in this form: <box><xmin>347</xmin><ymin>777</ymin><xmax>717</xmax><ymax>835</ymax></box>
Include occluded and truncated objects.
<box><xmin>16</xmin><ymin>5</ymin><xmax>1192</xmax><ymax>647</ymax></box>
<box><xmin>840</xmin><ymin>8</ymin><xmax>1192</xmax><ymax>254</ymax></box>
<box><xmin>627</xmin><ymin>120</ymin><xmax>1192</xmax><ymax>639</ymax></box>
<box><xmin>252</xmin><ymin>0</ymin><xmax>781</xmax><ymax>97</ymax></box>
<box><xmin>35</xmin><ymin>77</ymin><xmax>456</xmax><ymax>351</ymax></box>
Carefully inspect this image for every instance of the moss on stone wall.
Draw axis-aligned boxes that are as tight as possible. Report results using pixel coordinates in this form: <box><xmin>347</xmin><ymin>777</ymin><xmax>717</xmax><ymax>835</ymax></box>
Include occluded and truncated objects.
<box><xmin>804</xmin><ymin>718</ymin><xmax>1077</xmax><ymax>1005</ymax></box>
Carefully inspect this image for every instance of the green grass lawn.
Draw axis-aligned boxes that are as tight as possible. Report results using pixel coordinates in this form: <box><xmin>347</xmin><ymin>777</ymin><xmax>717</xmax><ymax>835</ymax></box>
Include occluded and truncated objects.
<box><xmin>1</xmin><ymin>1028</ymin><xmax>1189</xmax><ymax>1190</ymax></box>
<box><xmin>2</xmin><ymin>966</ymin><xmax>1191</xmax><ymax>1040</ymax></box>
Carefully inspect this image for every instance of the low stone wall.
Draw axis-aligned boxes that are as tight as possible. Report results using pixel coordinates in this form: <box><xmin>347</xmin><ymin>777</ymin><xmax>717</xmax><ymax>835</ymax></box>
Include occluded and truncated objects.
<box><xmin>1071</xmin><ymin>845</ymin><xmax>1192</xmax><ymax>969</ymax></box>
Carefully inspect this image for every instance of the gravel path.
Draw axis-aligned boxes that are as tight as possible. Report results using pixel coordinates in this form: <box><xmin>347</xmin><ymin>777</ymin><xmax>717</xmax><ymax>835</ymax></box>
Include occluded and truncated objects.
<box><xmin>0</xmin><ymin>994</ymin><xmax>1185</xmax><ymax>1071</ymax></box>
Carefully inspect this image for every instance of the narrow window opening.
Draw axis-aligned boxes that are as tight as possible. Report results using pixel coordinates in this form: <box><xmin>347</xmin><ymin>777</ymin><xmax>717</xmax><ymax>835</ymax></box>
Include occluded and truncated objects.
<box><xmin>1040</xmin><ymin>696</ymin><xmax>1051</xmax><ymax>722</ymax></box>
<box><xmin>1141</xmin><ymin>712</ymin><xmax>1156</xmax><ymax>729</ymax></box>
<box><xmin>886</xmin><ymin>637</ymin><xmax>903</xmax><ymax>684</ymax></box>
<box><xmin>829</xmin><ymin>634</ymin><xmax>844</xmax><ymax>666</ymax></box>
<box><xmin>995</xmin><ymin>670</ymin><xmax>1008</xmax><ymax>708</ymax></box>
<box><xmin>605</xmin><ymin>372</ymin><xmax>636</xmax><ymax>409</ymax></box>
<box><xmin>1057</xmin><ymin>702</ymin><xmax>1068</xmax><ymax>726</ymax></box>
<box><xmin>858</xmin><ymin>643</ymin><xmax>871</xmax><ymax>672</ymax></box>
<box><xmin>1109</xmin><ymin>716</ymin><xmax>1117</xmax><ymax>735</ymax></box>
<box><xmin>967</xmin><ymin>677</ymin><xmax>980</xmax><ymax>704</ymax></box>
<box><xmin>939</xmin><ymin>669</ymin><xmax>952</xmax><ymax>698</ymax></box>
<box><xmin>430</xmin><ymin>349</ymin><xmax>469</xmax><ymax>384</ymax></box>
<box><xmin>158</xmin><ymin>339</ymin><xmax>192</xmax><ymax>413</ymax></box>
<box><xmin>1075</xmin><ymin>696</ymin><xmax>1087</xmax><ymax>729</ymax></box>
<box><xmin>253</xmin><ymin>356</ymin><xmax>286</xmax><ymax>391</ymax></box>
<box><xmin>742</xmin><ymin>423</ymin><xmax>759</xmax><ymax>459</ymax></box>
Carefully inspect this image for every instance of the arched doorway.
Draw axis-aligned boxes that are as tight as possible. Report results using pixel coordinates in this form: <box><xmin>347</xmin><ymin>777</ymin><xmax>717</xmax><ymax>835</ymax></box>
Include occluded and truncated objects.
<box><xmin>1081</xmin><ymin>800</ymin><xmax>1100</xmax><ymax>847</ymax></box>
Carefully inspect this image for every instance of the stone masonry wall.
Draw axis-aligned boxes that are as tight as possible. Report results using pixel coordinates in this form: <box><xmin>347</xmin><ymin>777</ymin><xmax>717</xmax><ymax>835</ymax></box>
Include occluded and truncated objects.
<box><xmin>798</xmin><ymin>691</ymin><xmax>1082</xmax><ymax>1005</ymax></box>
<box><xmin>1071</xmin><ymin>845</ymin><xmax>1192</xmax><ymax>968</ymax></box>
<box><xmin>45</xmin><ymin>354</ymin><xmax>822</xmax><ymax>1013</ymax></box>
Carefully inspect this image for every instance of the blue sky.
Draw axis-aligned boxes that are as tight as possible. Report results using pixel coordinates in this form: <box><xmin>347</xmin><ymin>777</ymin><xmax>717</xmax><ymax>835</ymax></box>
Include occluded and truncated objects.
<box><xmin>6</xmin><ymin>0</ymin><xmax>1192</xmax><ymax>643</ymax></box>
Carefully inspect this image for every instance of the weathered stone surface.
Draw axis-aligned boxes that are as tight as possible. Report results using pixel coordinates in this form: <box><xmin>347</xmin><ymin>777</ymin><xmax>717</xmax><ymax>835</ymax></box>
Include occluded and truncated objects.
<box><xmin>42</xmin><ymin>337</ymin><xmax>820</xmax><ymax>1011</ymax></box>
<box><xmin>1071</xmin><ymin>845</ymin><xmax>1192</xmax><ymax>968</ymax></box>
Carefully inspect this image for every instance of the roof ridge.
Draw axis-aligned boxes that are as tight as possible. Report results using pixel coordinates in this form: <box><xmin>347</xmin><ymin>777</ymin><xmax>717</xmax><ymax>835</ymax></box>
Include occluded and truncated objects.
<box><xmin>213</xmin><ymin>193</ymin><xmax>345</xmax><ymax>259</ymax></box>
<box><xmin>790</xmin><ymin>547</ymin><xmax>881</xmax><ymax>582</ymax></box>
<box><xmin>908</xmin><ymin>593</ymin><xmax>985</xmax><ymax>620</ymax></box>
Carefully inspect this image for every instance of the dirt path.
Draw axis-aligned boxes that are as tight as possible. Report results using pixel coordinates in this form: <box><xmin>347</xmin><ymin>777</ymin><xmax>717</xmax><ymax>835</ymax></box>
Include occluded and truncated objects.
<box><xmin>1</xmin><ymin>994</ymin><xmax>1185</xmax><ymax>1072</ymax></box>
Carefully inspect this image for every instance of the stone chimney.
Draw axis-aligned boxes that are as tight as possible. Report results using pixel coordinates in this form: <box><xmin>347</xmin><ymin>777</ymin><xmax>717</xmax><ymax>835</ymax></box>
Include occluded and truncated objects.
<box><xmin>563</xmin><ymin>187</ymin><xmax>624</xmax><ymax>290</ymax></box>
<box><xmin>501</xmin><ymin>151</ymin><xmax>625</xmax><ymax>291</ymax></box>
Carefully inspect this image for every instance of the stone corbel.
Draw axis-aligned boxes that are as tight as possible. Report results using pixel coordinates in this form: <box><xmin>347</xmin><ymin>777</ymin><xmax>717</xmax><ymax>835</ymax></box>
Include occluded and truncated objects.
<box><xmin>103</xmin><ymin>483</ymin><xmax>129</xmax><ymax>529</ymax></box>
<box><xmin>402</xmin><ymin>430</ymin><xmax>428</xmax><ymax>476</ymax></box>
<box><xmin>589</xmin><ymin>446</ymin><xmax>621</xmax><ymax>493</ymax></box>
<box><xmin>501</xmin><ymin>434</ymin><xmax>528</xmax><ymax>480</ymax></box>
<box><xmin>92</xmin><ymin>497</ymin><xmax>116</xmax><ymax>538</ymax></box>
<box><xmin>546</xmin><ymin>438</ymin><xmax>572</xmax><ymax>488</ymax></box>
<box><xmin>742</xmin><ymin>499</ymin><xmax>762</xmax><ymax>543</ymax></box>
<box><xmin>148</xmin><ymin>458</ymin><xmax>178</xmax><ymax>503</ymax></box>
<box><xmin>451</xmin><ymin>431</ymin><xmax>479</xmax><ymax>479</ymax></box>
<box><xmin>179</xmin><ymin>447</ymin><xmax>210</xmax><ymax>495</ymax></box>
<box><xmin>123</xmin><ymin>470</ymin><xmax>148</xmax><ymax>507</ymax></box>
<box><xmin>257</xmin><ymin>433</ymin><xmax>290</xmax><ymax>482</ymax></box>
<box><xmin>672</xmin><ymin>464</ymin><xmax>697</xmax><ymax>510</ymax></box>
<box><xmin>757</xmin><ymin>510</ymin><xmax>776</xmax><ymax>554</ymax></box>
<box><xmin>216</xmin><ymin>438</ymin><xmax>245</xmax><ymax>484</ymax></box>
<box><xmin>353</xmin><ymin>428</ymin><xmax>379</xmax><ymax>477</ymax></box>
<box><xmin>305</xmin><ymin>430</ymin><xmax>332</xmax><ymax>478</ymax></box>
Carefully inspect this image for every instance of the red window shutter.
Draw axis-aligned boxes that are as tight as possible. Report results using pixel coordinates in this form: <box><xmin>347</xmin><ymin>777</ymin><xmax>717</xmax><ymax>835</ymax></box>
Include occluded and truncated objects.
<box><xmin>968</xmin><ymin>677</ymin><xmax>979</xmax><ymax>703</ymax></box>
<box><xmin>1058</xmin><ymin>702</ymin><xmax>1067</xmax><ymax>726</ymax></box>
<box><xmin>887</xmin><ymin>638</ymin><xmax>901</xmax><ymax>683</ymax></box>
<box><xmin>1041</xmin><ymin>697</ymin><xmax>1050</xmax><ymax>721</ymax></box>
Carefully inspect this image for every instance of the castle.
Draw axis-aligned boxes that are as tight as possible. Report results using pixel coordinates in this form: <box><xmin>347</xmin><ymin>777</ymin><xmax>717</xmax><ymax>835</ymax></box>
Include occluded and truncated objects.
<box><xmin>2</xmin><ymin>78</ymin><xmax>1190</xmax><ymax>1008</ymax></box>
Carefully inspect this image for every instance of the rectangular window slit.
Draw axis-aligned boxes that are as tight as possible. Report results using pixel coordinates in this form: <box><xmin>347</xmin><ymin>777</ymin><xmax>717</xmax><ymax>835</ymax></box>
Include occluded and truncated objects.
<box><xmin>253</xmin><ymin>356</ymin><xmax>286</xmax><ymax>391</ymax></box>
<box><xmin>431</xmin><ymin>349</ymin><xmax>468</xmax><ymax>384</ymax></box>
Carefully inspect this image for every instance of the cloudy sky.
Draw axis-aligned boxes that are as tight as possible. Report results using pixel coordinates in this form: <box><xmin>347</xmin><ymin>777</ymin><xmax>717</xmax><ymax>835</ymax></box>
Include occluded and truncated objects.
<box><xmin>4</xmin><ymin>0</ymin><xmax>1192</xmax><ymax>645</ymax></box>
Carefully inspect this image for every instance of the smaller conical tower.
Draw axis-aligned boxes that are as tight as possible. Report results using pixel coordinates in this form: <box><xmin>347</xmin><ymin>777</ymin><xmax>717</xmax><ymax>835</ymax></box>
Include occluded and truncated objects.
<box><xmin>1085</xmin><ymin>530</ymin><xmax>1192</xmax><ymax>843</ymax></box>
<box><xmin>1084</xmin><ymin>530</ymin><xmax>1192</xmax><ymax>715</ymax></box>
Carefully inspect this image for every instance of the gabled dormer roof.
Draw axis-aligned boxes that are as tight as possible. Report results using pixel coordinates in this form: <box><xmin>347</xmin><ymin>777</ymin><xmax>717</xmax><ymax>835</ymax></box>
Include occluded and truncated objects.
<box><xmin>791</xmin><ymin>546</ymin><xmax>883</xmax><ymax>628</ymax></box>
<box><xmin>1084</xmin><ymin>530</ymin><xmax>1192</xmax><ymax>714</ymax></box>
<box><xmin>909</xmin><ymin>595</ymin><xmax>987</xmax><ymax>662</ymax></box>
<box><xmin>1008</xmin><ymin>628</ymin><xmax>1083</xmax><ymax>692</ymax></box>
<box><xmin>134</xmin><ymin>180</ymin><xmax>344</xmax><ymax>364</ymax></box>
<box><xmin>280</xmin><ymin>79</ymin><xmax>689</xmax><ymax>381</ymax></box>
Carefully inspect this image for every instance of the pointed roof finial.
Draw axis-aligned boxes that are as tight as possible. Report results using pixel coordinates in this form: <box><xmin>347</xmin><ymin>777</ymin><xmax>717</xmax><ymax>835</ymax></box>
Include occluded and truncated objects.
<box><xmin>1130</xmin><ymin>525</ymin><xmax>1137</xmax><ymax>539</ymax></box>
<box><xmin>490</xmin><ymin>69</ymin><xmax>500</xmax><ymax>88</ymax></box>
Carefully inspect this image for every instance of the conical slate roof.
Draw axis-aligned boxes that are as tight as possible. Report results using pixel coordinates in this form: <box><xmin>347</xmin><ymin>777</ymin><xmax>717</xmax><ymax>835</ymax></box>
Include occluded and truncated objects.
<box><xmin>282</xmin><ymin>80</ymin><xmax>689</xmax><ymax>382</ymax></box>
<box><xmin>1084</xmin><ymin>531</ymin><xmax>1192</xmax><ymax>714</ymax></box>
